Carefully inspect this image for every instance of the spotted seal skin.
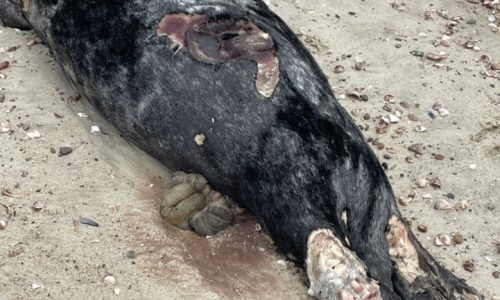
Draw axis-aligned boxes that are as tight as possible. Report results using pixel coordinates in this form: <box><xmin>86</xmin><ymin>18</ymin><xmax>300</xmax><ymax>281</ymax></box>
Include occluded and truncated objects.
<box><xmin>1</xmin><ymin>1</ymin><xmax>482</xmax><ymax>299</ymax></box>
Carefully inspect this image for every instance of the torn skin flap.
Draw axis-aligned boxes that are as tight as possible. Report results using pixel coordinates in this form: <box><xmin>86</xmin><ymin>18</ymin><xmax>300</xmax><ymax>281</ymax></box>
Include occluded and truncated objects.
<box><xmin>157</xmin><ymin>13</ymin><xmax>280</xmax><ymax>98</ymax></box>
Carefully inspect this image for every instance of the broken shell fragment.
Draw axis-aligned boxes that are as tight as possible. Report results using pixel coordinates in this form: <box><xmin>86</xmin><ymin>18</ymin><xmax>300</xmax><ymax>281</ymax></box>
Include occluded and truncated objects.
<box><xmin>194</xmin><ymin>133</ymin><xmax>206</xmax><ymax>145</ymax></box>
<box><xmin>429</xmin><ymin>177</ymin><xmax>442</xmax><ymax>189</ymax></box>
<box><xmin>104</xmin><ymin>275</ymin><xmax>116</xmax><ymax>285</ymax></box>
<box><xmin>32</xmin><ymin>201</ymin><xmax>45</xmax><ymax>212</ymax></box>
<box><xmin>408</xmin><ymin>113</ymin><xmax>419</xmax><ymax>121</ymax></box>
<box><xmin>422</xmin><ymin>194</ymin><xmax>433</xmax><ymax>200</ymax></box>
<box><xmin>410</xmin><ymin>50</ymin><xmax>425</xmax><ymax>57</ymax></box>
<box><xmin>408</xmin><ymin>143</ymin><xmax>424</xmax><ymax>155</ymax></box>
<box><xmin>384</xmin><ymin>94</ymin><xmax>396</xmax><ymax>103</ymax></box>
<box><xmin>415</xmin><ymin>125</ymin><xmax>427</xmax><ymax>132</ymax></box>
<box><xmin>454</xmin><ymin>200</ymin><xmax>470</xmax><ymax>210</ymax></box>
<box><xmin>388</xmin><ymin>114</ymin><xmax>400</xmax><ymax>123</ymax></box>
<box><xmin>90</xmin><ymin>125</ymin><xmax>101</xmax><ymax>134</ymax></box>
<box><xmin>426</xmin><ymin>52</ymin><xmax>448</xmax><ymax>61</ymax></box>
<box><xmin>434</xmin><ymin>199</ymin><xmax>453</xmax><ymax>210</ymax></box>
<box><xmin>416</xmin><ymin>178</ymin><xmax>428</xmax><ymax>188</ymax></box>
<box><xmin>438</xmin><ymin>108</ymin><xmax>449</xmax><ymax>116</ymax></box>
<box><xmin>80</xmin><ymin>217</ymin><xmax>99</xmax><ymax>227</ymax></box>
<box><xmin>399</xmin><ymin>197</ymin><xmax>411</xmax><ymax>206</ymax></box>
<box><xmin>333</xmin><ymin>65</ymin><xmax>345</xmax><ymax>73</ymax></box>
<box><xmin>435</xmin><ymin>234</ymin><xmax>452</xmax><ymax>246</ymax></box>
<box><xmin>26</xmin><ymin>130</ymin><xmax>41</xmax><ymax>139</ymax></box>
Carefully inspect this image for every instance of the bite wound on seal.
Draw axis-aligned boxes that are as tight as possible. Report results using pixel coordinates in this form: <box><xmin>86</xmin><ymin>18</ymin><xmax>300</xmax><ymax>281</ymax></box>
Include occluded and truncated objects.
<box><xmin>157</xmin><ymin>13</ymin><xmax>280</xmax><ymax>98</ymax></box>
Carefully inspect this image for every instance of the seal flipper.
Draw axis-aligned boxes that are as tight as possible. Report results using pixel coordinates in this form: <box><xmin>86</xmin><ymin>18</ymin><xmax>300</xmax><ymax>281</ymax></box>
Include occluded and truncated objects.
<box><xmin>160</xmin><ymin>171</ymin><xmax>234</xmax><ymax>235</ymax></box>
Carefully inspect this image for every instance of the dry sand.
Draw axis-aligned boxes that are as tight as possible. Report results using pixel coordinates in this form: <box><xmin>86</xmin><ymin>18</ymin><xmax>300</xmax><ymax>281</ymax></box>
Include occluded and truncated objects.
<box><xmin>0</xmin><ymin>0</ymin><xmax>499</xmax><ymax>299</ymax></box>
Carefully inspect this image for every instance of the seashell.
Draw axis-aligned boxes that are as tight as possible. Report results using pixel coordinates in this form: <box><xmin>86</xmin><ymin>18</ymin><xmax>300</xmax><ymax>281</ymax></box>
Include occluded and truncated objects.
<box><xmin>104</xmin><ymin>276</ymin><xmax>116</xmax><ymax>285</ymax></box>
<box><xmin>416</xmin><ymin>178</ymin><xmax>428</xmax><ymax>188</ymax></box>
<box><xmin>434</xmin><ymin>199</ymin><xmax>453</xmax><ymax>210</ymax></box>
<box><xmin>439</xmin><ymin>108</ymin><xmax>449</xmax><ymax>116</ymax></box>
<box><xmin>454</xmin><ymin>200</ymin><xmax>470</xmax><ymax>210</ymax></box>
<box><xmin>415</xmin><ymin>125</ymin><xmax>427</xmax><ymax>132</ymax></box>
<box><xmin>31</xmin><ymin>201</ymin><xmax>45</xmax><ymax>212</ymax></box>
<box><xmin>422</xmin><ymin>194</ymin><xmax>433</xmax><ymax>200</ymax></box>
<box><xmin>435</xmin><ymin>233</ymin><xmax>452</xmax><ymax>246</ymax></box>
<box><xmin>388</xmin><ymin>114</ymin><xmax>400</xmax><ymax>123</ymax></box>
<box><xmin>334</xmin><ymin>65</ymin><xmax>345</xmax><ymax>73</ymax></box>
<box><xmin>90</xmin><ymin>125</ymin><xmax>100</xmax><ymax>134</ymax></box>
<box><xmin>399</xmin><ymin>197</ymin><xmax>411</xmax><ymax>206</ymax></box>
<box><xmin>426</xmin><ymin>51</ymin><xmax>448</xmax><ymax>61</ymax></box>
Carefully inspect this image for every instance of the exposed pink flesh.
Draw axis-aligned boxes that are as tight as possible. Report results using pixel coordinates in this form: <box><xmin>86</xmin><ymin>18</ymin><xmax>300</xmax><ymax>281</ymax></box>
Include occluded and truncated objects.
<box><xmin>157</xmin><ymin>13</ymin><xmax>280</xmax><ymax>97</ymax></box>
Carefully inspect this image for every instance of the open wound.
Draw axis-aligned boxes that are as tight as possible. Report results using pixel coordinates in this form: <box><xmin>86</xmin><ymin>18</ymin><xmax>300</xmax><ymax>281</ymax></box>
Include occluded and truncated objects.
<box><xmin>157</xmin><ymin>13</ymin><xmax>279</xmax><ymax>98</ymax></box>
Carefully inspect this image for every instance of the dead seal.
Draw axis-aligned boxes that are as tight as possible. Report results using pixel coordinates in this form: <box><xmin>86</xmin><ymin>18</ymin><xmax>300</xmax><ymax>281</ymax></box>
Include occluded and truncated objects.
<box><xmin>1</xmin><ymin>0</ymin><xmax>482</xmax><ymax>299</ymax></box>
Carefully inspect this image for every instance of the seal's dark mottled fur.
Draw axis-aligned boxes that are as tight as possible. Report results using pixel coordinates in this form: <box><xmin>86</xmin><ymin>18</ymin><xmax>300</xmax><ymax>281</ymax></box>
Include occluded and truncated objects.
<box><xmin>1</xmin><ymin>1</ymin><xmax>480</xmax><ymax>299</ymax></box>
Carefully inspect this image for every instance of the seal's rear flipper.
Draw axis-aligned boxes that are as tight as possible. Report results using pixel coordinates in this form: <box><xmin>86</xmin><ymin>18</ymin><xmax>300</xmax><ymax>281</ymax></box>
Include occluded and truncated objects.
<box><xmin>0</xmin><ymin>0</ymin><xmax>31</xmax><ymax>30</ymax></box>
<box><xmin>386</xmin><ymin>216</ymin><xmax>482</xmax><ymax>299</ymax></box>
<box><xmin>160</xmin><ymin>171</ymin><xmax>234</xmax><ymax>236</ymax></box>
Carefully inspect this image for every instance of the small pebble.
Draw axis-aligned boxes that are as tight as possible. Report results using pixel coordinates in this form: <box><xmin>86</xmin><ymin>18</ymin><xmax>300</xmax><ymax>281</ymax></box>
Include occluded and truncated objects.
<box><xmin>126</xmin><ymin>250</ymin><xmax>137</xmax><ymax>259</ymax></box>
<box><xmin>383</xmin><ymin>154</ymin><xmax>391</xmax><ymax>160</ymax></box>
<box><xmin>434</xmin><ymin>154</ymin><xmax>445</xmax><ymax>160</ymax></box>
<box><xmin>446</xmin><ymin>193</ymin><xmax>455</xmax><ymax>199</ymax></box>
<box><xmin>114</xmin><ymin>288</ymin><xmax>121</xmax><ymax>295</ymax></box>
<box><xmin>0</xmin><ymin>61</ymin><xmax>9</xmax><ymax>70</ymax></box>
<box><xmin>59</xmin><ymin>146</ymin><xmax>73</xmax><ymax>156</ymax></box>
<box><xmin>427</xmin><ymin>111</ymin><xmax>436</xmax><ymax>119</ymax></box>
<box><xmin>399</xmin><ymin>101</ymin><xmax>410</xmax><ymax>108</ymax></box>
<box><xmin>417</xmin><ymin>224</ymin><xmax>428</xmax><ymax>233</ymax></box>
<box><xmin>463</xmin><ymin>260</ymin><xmax>475</xmax><ymax>272</ymax></box>
<box><xmin>363</xmin><ymin>113</ymin><xmax>371</xmax><ymax>120</ymax></box>
<box><xmin>0</xmin><ymin>220</ymin><xmax>6</xmax><ymax>230</ymax></box>
<box><xmin>493</xmin><ymin>271</ymin><xmax>500</xmax><ymax>278</ymax></box>
<box><xmin>453</xmin><ymin>233</ymin><xmax>464</xmax><ymax>244</ymax></box>
<box><xmin>469</xmin><ymin>164</ymin><xmax>477</xmax><ymax>170</ymax></box>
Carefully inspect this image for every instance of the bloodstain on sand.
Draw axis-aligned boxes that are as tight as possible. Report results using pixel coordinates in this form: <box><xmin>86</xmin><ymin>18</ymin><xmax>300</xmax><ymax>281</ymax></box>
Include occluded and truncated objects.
<box><xmin>129</xmin><ymin>176</ymin><xmax>307</xmax><ymax>299</ymax></box>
